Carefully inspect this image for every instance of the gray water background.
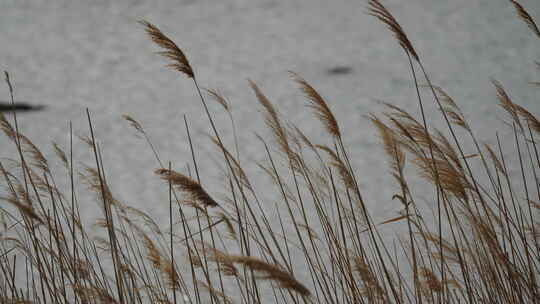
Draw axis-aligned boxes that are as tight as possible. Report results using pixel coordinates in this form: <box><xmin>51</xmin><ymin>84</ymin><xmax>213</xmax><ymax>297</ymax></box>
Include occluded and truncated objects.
<box><xmin>1</xmin><ymin>0</ymin><xmax>539</xmax><ymax>298</ymax></box>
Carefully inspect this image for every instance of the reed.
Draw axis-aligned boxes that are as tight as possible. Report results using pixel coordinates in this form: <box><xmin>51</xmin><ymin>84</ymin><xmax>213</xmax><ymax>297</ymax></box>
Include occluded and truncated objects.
<box><xmin>1</xmin><ymin>1</ymin><xmax>539</xmax><ymax>303</ymax></box>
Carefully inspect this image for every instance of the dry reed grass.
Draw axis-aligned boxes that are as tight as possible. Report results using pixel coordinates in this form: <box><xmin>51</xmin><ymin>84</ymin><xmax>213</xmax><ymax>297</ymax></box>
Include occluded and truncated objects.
<box><xmin>1</xmin><ymin>1</ymin><xmax>539</xmax><ymax>303</ymax></box>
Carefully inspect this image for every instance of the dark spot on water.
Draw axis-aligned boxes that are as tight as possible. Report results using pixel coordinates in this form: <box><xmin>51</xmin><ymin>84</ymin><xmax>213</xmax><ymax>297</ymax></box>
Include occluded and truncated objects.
<box><xmin>0</xmin><ymin>102</ymin><xmax>46</xmax><ymax>113</ymax></box>
<box><xmin>327</xmin><ymin>66</ymin><xmax>353</xmax><ymax>75</ymax></box>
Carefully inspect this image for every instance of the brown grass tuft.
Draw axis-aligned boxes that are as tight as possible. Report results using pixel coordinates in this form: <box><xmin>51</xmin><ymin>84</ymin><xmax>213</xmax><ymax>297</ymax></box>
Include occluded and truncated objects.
<box><xmin>353</xmin><ymin>255</ymin><xmax>385</xmax><ymax>300</ymax></box>
<box><xmin>155</xmin><ymin>168</ymin><xmax>218</xmax><ymax>207</ymax></box>
<box><xmin>142</xmin><ymin>234</ymin><xmax>162</xmax><ymax>269</ymax></box>
<box><xmin>205</xmin><ymin>88</ymin><xmax>230</xmax><ymax>112</ymax></box>
<box><xmin>432</xmin><ymin>86</ymin><xmax>470</xmax><ymax>131</ymax></box>
<box><xmin>368</xmin><ymin>0</ymin><xmax>419</xmax><ymax>61</ymax></box>
<box><xmin>368</xmin><ymin>115</ymin><xmax>405</xmax><ymax>177</ymax></box>
<box><xmin>290</xmin><ymin>71</ymin><xmax>341</xmax><ymax>138</ymax></box>
<box><xmin>316</xmin><ymin>144</ymin><xmax>355</xmax><ymax>189</ymax></box>
<box><xmin>492</xmin><ymin>79</ymin><xmax>522</xmax><ymax>130</ymax></box>
<box><xmin>509</xmin><ymin>0</ymin><xmax>540</xmax><ymax>39</ymax></box>
<box><xmin>52</xmin><ymin>142</ymin><xmax>68</xmax><ymax>168</ymax></box>
<box><xmin>122</xmin><ymin>114</ymin><xmax>144</xmax><ymax>134</ymax></box>
<box><xmin>419</xmin><ymin>267</ymin><xmax>442</xmax><ymax>294</ymax></box>
<box><xmin>160</xmin><ymin>258</ymin><xmax>180</xmax><ymax>290</ymax></box>
<box><xmin>229</xmin><ymin>255</ymin><xmax>311</xmax><ymax>297</ymax></box>
<box><xmin>249</xmin><ymin>79</ymin><xmax>291</xmax><ymax>156</ymax></box>
<box><xmin>140</xmin><ymin>20</ymin><xmax>194</xmax><ymax>78</ymax></box>
<box><xmin>197</xmin><ymin>280</ymin><xmax>232</xmax><ymax>304</ymax></box>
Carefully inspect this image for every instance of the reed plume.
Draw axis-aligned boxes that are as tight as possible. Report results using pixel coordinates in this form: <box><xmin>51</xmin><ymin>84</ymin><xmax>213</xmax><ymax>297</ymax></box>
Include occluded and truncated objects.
<box><xmin>228</xmin><ymin>255</ymin><xmax>311</xmax><ymax>297</ymax></box>
<box><xmin>368</xmin><ymin>0</ymin><xmax>419</xmax><ymax>61</ymax></box>
<box><xmin>249</xmin><ymin>79</ymin><xmax>292</xmax><ymax>157</ymax></box>
<box><xmin>155</xmin><ymin>168</ymin><xmax>218</xmax><ymax>207</ymax></box>
<box><xmin>509</xmin><ymin>0</ymin><xmax>540</xmax><ymax>39</ymax></box>
<box><xmin>140</xmin><ymin>20</ymin><xmax>194</xmax><ymax>78</ymax></box>
<box><xmin>290</xmin><ymin>71</ymin><xmax>341</xmax><ymax>138</ymax></box>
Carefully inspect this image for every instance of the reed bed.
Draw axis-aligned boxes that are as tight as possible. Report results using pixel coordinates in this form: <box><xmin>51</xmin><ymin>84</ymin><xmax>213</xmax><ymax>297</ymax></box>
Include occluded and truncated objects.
<box><xmin>1</xmin><ymin>0</ymin><xmax>539</xmax><ymax>303</ymax></box>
